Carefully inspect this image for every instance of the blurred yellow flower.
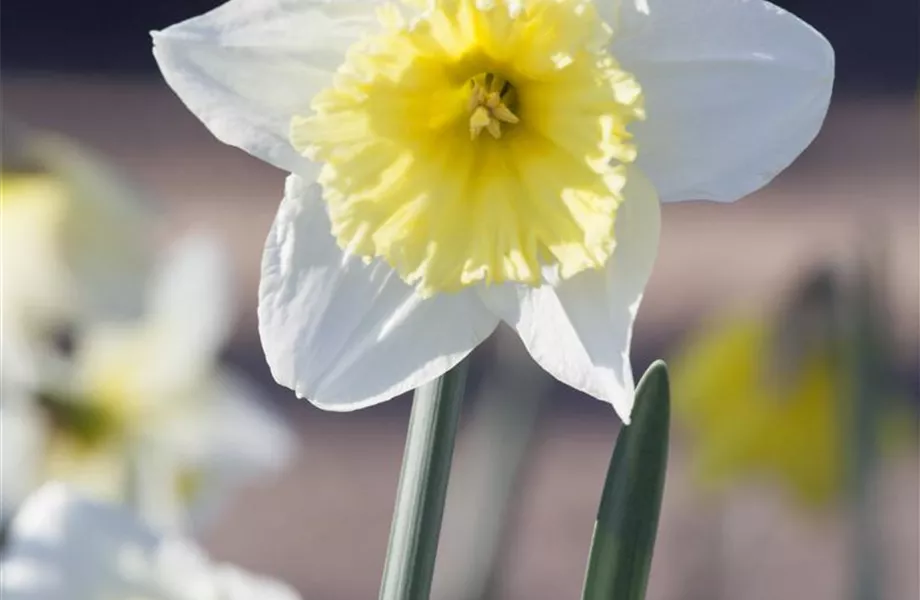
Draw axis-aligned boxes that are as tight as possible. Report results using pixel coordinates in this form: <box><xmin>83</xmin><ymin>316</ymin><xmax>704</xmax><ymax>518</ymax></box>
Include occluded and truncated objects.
<box><xmin>671</xmin><ymin>310</ymin><xmax>913</xmax><ymax>507</ymax></box>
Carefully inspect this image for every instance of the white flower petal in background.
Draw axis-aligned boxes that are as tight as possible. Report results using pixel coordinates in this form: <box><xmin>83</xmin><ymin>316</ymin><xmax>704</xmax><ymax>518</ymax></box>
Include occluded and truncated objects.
<box><xmin>0</xmin><ymin>483</ymin><xmax>156</xmax><ymax>600</ymax></box>
<box><xmin>70</xmin><ymin>233</ymin><xmax>295</xmax><ymax>526</ymax></box>
<box><xmin>0</xmin><ymin>395</ymin><xmax>46</xmax><ymax>520</ymax></box>
<box><xmin>1</xmin><ymin>231</ymin><xmax>296</xmax><ymax>527</ymax></box>
<box><xmin>211</xmin><ymin>371</ymin><xmax>298</xmax><ymax>476</ymax></box>
<box><xmin>151</xmin><ymin>0</ymin><xmax>378</xmax><ymax>177</ymax></box>
<box><xmin>0</xmin><ymin>483</ymin><xmax>302</xmax><ymax>600</ymax></box>
<box><xmin>1</xmin><ymin>132</ymin><xmax>159</xmax><ymax>442</ymax></box>
<box><xmin>150</xmin><ymin>232</ymin><xmax>235</xmax><ymax>352</ymax></box>
<box><xmin>77</xmin><ymin>231</ymin><xmax>236</xmax><ymax>395</ymax></box>
<box><xmin>1</xmin><ymin>132</ymin><xmax>157</xmax><ymax>331</ymax></box>
<box><xmin>0</xmin><ymin>175</ymin><xmax>75</xmax><ymax>333</ymax></box>
<box><xmin>178</xmin><ymin>370</ymin><xmax>298</xmax><ymax>527</ymax></box>
<box><xmin>480</xmin><ymin>168</ymin><xmax>662</xmax><ymax>422</ymax></box>
<box><xmin>609</xmin><ymin>0</ymin><xmax>835</xmax><ymax>203</ymax></box>
<box><xmin>29</xmin><ymin>135</ymin><xmax>158</xmax><ymax>318</ymax></box>
<box><xmin>75</xmin><ymin>231</ymin><xmax>232</xmax><ymax>414</ymax></box>
<box><xmin>259</xmin><ymin>175</ymin><xmax>500</xmax><ymax>410</ymax></box>
<box><xmin>71</xmin><ymin>241</ymin><xmax>221</xmax><ymax>433</ymax></box>
<box><xmin>0</xmin><ymin>302</ymin><xmax>69</xmax><ymax>396</ymax></box>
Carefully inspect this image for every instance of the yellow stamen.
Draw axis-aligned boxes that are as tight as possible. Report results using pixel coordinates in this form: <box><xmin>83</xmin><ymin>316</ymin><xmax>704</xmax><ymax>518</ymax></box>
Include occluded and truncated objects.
<box><xmin>469</xmin><ymin>105</ymin><xmax>493</xmax><ymax>140</ymax></box>
<box><xmin>468</xmin><ymin>74</ymin><xmax>520</xmax><ymax>140</ymax></box>
<box><xmin>491</xmin><ymin>103</ymin><xmax>519</xmax><ymax>124</ymax></box>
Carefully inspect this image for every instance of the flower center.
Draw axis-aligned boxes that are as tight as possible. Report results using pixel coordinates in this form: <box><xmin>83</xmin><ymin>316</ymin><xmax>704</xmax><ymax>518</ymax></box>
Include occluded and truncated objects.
<box><xmin>37</xmin><ymin>390</ymin><xmax>121</xmax><ymax>450</ymax></box>
<box><xmin>467</xmin><ymin>73</ymin><xmax>519</xmax><ymax>140</ymax></box>
<box><xmin>291</xmin><ymin>0</ymin><xmax>644</xmax><ymax>295</ymax></box>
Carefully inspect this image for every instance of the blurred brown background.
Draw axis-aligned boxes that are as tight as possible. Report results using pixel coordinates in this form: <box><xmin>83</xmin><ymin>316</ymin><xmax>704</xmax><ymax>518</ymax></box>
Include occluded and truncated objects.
<box><xmin>3</xmin><ymin>0</ymin><xmax>918</xmax><ymax>598</ymax></box>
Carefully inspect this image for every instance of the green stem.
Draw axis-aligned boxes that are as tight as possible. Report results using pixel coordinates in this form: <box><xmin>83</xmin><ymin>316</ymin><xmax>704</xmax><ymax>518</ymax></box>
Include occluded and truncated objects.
<box><xmin>379</xmin><ymin>358</ymin><xmax>470</xmax><ymax>600</ymax></box>
<box><xmin>846</xmin><ymin>264</ymin><xmax>883</xmax><ymax>600</ymax></box>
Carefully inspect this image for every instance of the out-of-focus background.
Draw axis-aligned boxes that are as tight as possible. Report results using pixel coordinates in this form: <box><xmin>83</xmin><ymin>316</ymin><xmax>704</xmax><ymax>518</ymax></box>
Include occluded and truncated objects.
<box><xmin>2</xmin><ymin>1</ymin><xmax>918</xmax><ymax>599</ymax></box>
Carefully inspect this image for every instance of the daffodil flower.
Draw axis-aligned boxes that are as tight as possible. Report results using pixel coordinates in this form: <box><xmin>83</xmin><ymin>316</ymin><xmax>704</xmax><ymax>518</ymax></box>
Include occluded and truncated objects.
<box><xmin>1</xmin><ymin>133</ymin><xmax>157</xmax><ymax>336</ymax></box>
<box><xmin>154</xmin><ymin>0</ymin><xmax>834</xmax><ymax>419</ymax></box>
<box><xmin>0</xmin><ymin>483</ymin><xmax>302</xmax><ymax>600</ymax></box>
<box><xmin>671</xmin><ymin>314</ymin><xmax>843</xmax><ymax>506</ymax></box>
<box><xmin>1</xmin><ymin>133</ymin><xmax>161</xmax><ymax>424</ymax></box>
<box><xmin>0</xmin><ymin>235</ymin><xmax>296</xmax><ymax>525</ymax></box>
<box><xmin>670</xmin><ymin>308</ymin><xmax>912</xmax><ymax>507</ymax></box>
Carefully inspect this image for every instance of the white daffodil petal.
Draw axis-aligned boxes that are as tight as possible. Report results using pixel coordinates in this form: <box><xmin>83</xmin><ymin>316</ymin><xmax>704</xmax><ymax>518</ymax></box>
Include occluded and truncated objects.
<box><xmin>181</xmin><ymin>370</ymin><xmax>298</xmax><ymax>527</ymax></box>
<box><xmin>0</xmin><ymin>399</ymin><xmax>45</xmax><ymax>519</ymax></box>
<box><xmin>211</xmin><ymin>371</ymin><xmax>297</xmax><ymax>475</ymax></box>
<box><xmin>0</xmin><ymin>484</ymin><xmax>158</xmax><ymax>599</ymax></box>
<box><xmin>30</xmin><ymin>134</ymin><xmax>157</xmax><ymax>320</ymax></box>
<box><xmin>1</xmin><ymin>133</ymin><xmax>157</xmax><ymax>327</ymax></box>
<box><xmin>152</xmin><ymin>0</ymin><xmax>378</xmax><ymax>176</ymax></box>
<box><xmin>0</xmin><ymin>484</ymin><xmax>303</xmax><ymax>600</ymax></box>
<box><xmin>609</xmin><ymin>0</ymin><xmax>834</xmax><ymax>203</ymax></box>
<box><xmin>259</xmin><ymin>175</ymin><xmax>500</xmax><ymax>410</ymax></box>
<box><xmin>77</xmin><ymin>232</ymin><xmax>232</xmax><ymax>401</ymax></box>
<box><xmin>481</xmin><ymin>168</ymin><xmax>661</xmax><ymax>422</ymax></box>
<box><xmin>149</xmin><ymin>232</ymin><xmax>235</xmax><ymax>367</ymax></box>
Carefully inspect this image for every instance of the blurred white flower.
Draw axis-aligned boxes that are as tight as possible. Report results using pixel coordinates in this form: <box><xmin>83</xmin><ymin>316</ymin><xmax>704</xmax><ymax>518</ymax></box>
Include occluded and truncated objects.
<box><xmin>1</xmin><ymin>133</ymin><xmax>157</xmax><ymax>341</ymax></box>
<box><xmin>0</xmin><ymin>388</ymin><xmax>45</xmax><ymax>519</ymax></box>
<box><xmin>1</xmin><ymin>234</ymin><xmax>296</xmax><ymax>527</ymax></box>
<box><xmin>0</xmin><ymin>483</ymin><xmax>302</xmax><ymax>600</ymax></box>
<box><xmin>1</xmin><ymin>132</ymin><xmax>160</xmax><ymax>453</ymax></box>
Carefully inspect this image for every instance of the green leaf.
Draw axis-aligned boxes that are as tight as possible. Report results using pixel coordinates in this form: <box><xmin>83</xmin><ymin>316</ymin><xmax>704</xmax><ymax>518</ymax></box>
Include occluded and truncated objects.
<box><xmin>581</xmin><ymin>360</ymin><xmax>671</xmax><ymax>600</ymax></box>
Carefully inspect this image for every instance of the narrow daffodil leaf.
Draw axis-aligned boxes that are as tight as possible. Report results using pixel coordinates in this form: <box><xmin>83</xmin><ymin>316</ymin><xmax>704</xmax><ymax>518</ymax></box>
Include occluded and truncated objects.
<box><xmin>582</xmin><ymin>360</ymin><xmax>670</xmax><ymax>600</ymax></box>
<box><xmin>379</xmin><ymin>358</ymin><xmax>469</xmax><ymax>600</ymax></box>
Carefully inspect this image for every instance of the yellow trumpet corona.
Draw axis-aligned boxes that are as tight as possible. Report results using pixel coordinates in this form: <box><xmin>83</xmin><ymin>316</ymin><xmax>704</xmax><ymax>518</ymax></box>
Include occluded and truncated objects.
<box><xmin>291</xmin><ymin>0</ymin><xmax>644</xmax><ymax>295</ymax></box>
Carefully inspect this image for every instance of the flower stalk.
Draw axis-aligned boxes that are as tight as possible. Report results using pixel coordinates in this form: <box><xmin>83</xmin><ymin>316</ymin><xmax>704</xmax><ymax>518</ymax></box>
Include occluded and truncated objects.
<box><xmin>842</xmin><ymin>256</ymin><xmax>885</xmax><ymax>600</ymax></box>
<box><xmin>379</xmin><ymin>358</ymin><xmax>470</xmax><ymax>600</ymax></box>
